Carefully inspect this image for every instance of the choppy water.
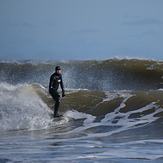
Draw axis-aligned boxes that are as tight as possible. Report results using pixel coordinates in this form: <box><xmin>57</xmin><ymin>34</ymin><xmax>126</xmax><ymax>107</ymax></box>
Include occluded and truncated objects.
<box><xmin>0</xmin><ymin>59</ymin><xmax>163</xmax><ymax>162</ymax></box>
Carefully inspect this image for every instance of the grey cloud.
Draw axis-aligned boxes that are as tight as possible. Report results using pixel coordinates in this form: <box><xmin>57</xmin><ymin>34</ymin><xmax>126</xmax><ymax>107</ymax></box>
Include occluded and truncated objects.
<box><xmin>71</xmin><ymin>28</ymin><xmax>100</xmax><ymax>34</ymax></box>
<box><xmin>123</xmin><ymin>18</ymin><xmax>162</xmax><ymax>25</ymax></box>
<box><xmin>1</xmin><ymin>22</ymin><xmax>36</xmax><ymax>28</ymax></box>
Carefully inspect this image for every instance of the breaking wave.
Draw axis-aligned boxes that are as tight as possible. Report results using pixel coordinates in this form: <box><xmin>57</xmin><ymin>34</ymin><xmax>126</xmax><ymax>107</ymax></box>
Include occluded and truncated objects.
<box><xmin>0</xmin><ymin>82</ymin><xmax>162</xmax><ymax>134</ymax></box>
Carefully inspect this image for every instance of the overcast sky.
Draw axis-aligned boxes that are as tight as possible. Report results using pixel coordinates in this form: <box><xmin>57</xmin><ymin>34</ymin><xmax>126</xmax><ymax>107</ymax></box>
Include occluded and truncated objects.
<box><xmin>0</xmin><ymin>0</ymin><xmax>163</xmax><ymax>61</ymax></box>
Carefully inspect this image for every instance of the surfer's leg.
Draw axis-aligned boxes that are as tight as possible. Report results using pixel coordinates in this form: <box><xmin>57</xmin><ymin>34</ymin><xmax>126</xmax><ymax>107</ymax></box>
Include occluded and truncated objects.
<box><xmin>51</xmin><ymin>92</ymin><xmax>60</xmax><ymax>118</ymax></box>
<box><xmin>54</xmin><ymin>99</ymin><xmax>60</xmax><ymax>118</ymax></box>
<box><xmin>49</xmin><ymin>89</ymin><xmax>61</xmax><ymax>117</ymax></box>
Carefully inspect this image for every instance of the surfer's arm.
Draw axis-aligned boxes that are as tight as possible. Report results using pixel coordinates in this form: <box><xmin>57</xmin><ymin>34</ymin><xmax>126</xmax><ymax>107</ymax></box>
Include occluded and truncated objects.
<box><xmin>60</xmin><ymin>77</ymin><xmax>65</xmax><ymax>97</ymax></box>
<box><xmin>49</xmin><ymin>75</ymin><xmax>53</xmax><ymax>89</ymax></box>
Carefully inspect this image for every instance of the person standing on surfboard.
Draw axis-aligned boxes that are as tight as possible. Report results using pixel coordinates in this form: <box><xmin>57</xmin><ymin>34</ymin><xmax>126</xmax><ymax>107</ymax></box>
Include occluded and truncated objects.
<box><xmin>49</xmin><ymin>66</ymin><xmax>65</xmax><ymax>118</ymax></box>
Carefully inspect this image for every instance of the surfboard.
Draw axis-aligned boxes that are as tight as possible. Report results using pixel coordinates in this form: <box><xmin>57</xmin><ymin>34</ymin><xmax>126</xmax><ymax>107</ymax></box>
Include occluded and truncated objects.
<box><xmin>52</xmin><ymin>115</ymin><xmax>63</xmax><ymax>121</ymax></box>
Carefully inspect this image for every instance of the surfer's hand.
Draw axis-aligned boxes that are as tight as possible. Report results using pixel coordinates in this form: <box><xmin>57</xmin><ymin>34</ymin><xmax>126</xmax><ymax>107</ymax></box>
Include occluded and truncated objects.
<box><xmin>62</xmin><ymin>93</ymin><xmax>65</xmax><ymax>97</ymax></box>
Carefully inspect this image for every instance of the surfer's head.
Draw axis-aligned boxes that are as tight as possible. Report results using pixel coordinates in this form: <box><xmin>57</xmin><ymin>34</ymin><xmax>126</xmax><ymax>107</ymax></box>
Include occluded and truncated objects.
<box><xmin>55</xmin><ymin>66</ymin><xmax>62</xmax><ymax>74</ymax></box>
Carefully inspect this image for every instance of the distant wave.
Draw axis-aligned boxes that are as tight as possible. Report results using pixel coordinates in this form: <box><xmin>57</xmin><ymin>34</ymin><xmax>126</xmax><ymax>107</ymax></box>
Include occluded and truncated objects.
<box><xmin>0</xmin><ymin>58</ymin><xmax>162</xmax><ymax>91</ymax></box>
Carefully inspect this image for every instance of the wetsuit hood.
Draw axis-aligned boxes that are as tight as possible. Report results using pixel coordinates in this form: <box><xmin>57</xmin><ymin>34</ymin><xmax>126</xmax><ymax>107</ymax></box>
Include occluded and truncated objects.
<box><xmin>55</xmin><ymin>66</ymin><xmax>61</xmax><ymax>72</ymax></box>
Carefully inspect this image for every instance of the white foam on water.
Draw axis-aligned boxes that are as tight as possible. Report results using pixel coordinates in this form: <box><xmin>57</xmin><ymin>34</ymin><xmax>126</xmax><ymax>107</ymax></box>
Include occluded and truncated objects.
<box><xmin>65</xmin><ymin>110</ymin><xmax>96</xmax><ymax>124</ymax></box>
<box><xmin>0</xmin><ymin>83</ymin><xmax>53</xmax><ymax>131</ymax></box>
<box><xmin>59</xmin><ymin>110</ymin><xmax>97</xmax><ymax>134</ymax></box>
<box><xmin>55</xmin><ymin>93</ymin><xmax>162</xmax><ymax>142</ymax></box>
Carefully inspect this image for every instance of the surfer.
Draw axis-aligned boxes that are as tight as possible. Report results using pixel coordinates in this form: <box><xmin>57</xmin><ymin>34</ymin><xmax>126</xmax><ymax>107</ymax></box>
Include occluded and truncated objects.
<box><xmin>49</xmin><ymin>66</ymin><xmax>65</xmax><ymax>118</ymax></box>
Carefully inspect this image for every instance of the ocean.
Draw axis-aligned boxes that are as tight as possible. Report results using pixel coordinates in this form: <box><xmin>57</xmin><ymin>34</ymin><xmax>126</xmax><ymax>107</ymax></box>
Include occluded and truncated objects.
<box><xmin>0</xmin><ymin>58</ymin><xmax>163</xmax><ymax>163</ymax></box>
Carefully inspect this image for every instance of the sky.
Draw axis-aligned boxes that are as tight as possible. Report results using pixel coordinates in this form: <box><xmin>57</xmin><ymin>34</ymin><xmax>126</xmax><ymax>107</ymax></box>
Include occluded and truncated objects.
<box><xmin>0</xmin><ymin>0</ymin><xmax>163</xmax><ymax>61</ymax></box>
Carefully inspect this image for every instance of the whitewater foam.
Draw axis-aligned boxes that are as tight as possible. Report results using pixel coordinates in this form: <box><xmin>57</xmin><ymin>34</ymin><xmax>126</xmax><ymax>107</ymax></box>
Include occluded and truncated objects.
<box><xmin>0</xmin><ymin>83</ymin><xmax>51</xmax><ymax>131</ymax></box>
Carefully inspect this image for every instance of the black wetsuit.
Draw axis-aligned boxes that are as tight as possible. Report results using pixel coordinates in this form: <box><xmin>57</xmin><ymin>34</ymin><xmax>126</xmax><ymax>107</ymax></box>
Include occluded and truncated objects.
<box><xmin>49</xmin><ymin>72</ymin><xmax>65</xmax><ymax>118</ymax></box>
